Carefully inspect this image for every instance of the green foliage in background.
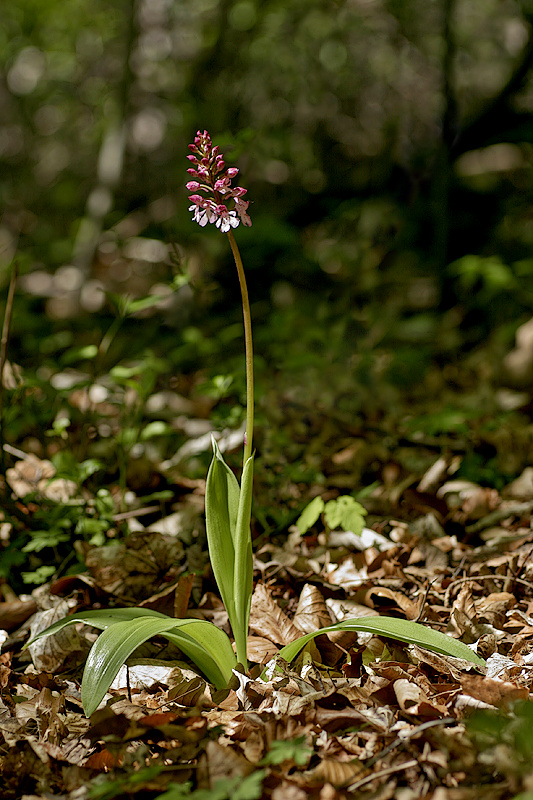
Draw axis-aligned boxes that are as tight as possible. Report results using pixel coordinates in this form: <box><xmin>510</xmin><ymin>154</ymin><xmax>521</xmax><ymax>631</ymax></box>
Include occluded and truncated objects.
<box><xmin>296</xmin><ymin>494</ymin><xmax>367</xmax><ymax>535</ymax></box>
<box><xmin>467</xmin><ymin>702</ymin><xmax>533</xmax><ymax>787</ymax></box>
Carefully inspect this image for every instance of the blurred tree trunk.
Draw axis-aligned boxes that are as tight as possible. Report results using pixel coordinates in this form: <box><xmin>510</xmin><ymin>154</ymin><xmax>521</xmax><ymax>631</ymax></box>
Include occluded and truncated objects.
<box><xmin>72</xmin><ymin>0</ymin><xmax>136</xmax><ymax>274</ymax></box>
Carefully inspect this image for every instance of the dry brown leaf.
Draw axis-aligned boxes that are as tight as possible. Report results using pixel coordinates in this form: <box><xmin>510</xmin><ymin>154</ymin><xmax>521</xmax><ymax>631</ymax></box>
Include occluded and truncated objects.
<box><xmin>249</xmin><ymin>583</ymin><xmax>302</xmax><ymax>645</ymax></box>
<box><xmin>83</xmin><ymin>532</ymin><xmax>185</xmax><ymax>601</ymax></box>
<box><xmin>242</xmin><ymin>729</ymin><xmax>265</xmax><ymax>763</ymax></box>
<box><xmin>325</xmin><ymin>556</ymin><xmax>369</xmax><ymax>590</ymax></box>
<box><xmin>271</xmin><ymin>690</ymin><xmax>322</xmax><ymax>718</ymax></box>
<box><xmin>27</xmin><ymin>600</ymin><xmax>83</xmax><ymax>672</ymax></box>
<box><xmin>474</xmin><ymin>592</ymin><xmax>516</xmax><ymax>627</ymax></box>
<box><xmin>0</xmin><ymin>598</ymin><xmax>38</xmax><ymax>631</ymax></box>
<box><xmin>6</xmin><ymin>454</ymin><xmax>77</xmax><ymax>502</ymax></box>
<box><xmin>205</xmin><ymin>740</ymin><xmax>255</xmax><ymax>785</ymax></box>
<box><xmin>418</xmin><ymin>456</ymin><xmax>452</xmax><ymax>493</ymax></box>
<box><xmin>304</xmin><ymin>758</ymin><xmax>368</xmax><ymax>788</ymax></box>
<box><xmin>460</xmin><ymin>674</ymin><xmax>529</xmax><ymax>707</ymax></box>
<box><xmin>292</xmin><ymin>583</ymin><xmax>333</xmax><ymax>634</ymax></box>
<box><xmin>364</xmin><ymin>586</ymin><xmax>421</xmax><ymax>619</ymax></box>
<box><xmin>247</xmin><ymin>635</ymin><xmax>279</xmax><ymax>664</ymax></box>
<box><xmin>393</xmin><ymin>678</ymin><xmax>447</xmax><ymax>717</ymax></box>
<box><xmin>409</xmin><ymin>644</ymin><xmax>483</xmax><ymax>680</ymax></box>
<box><xmin>437</xmin><ymin>480</ymin><xmax>500</xmax><ymax>520</ymax></box>
<box><xmin>271</xmin><ymin>782</ymin><xmax>308</xmax><ymax>800</ymax></box>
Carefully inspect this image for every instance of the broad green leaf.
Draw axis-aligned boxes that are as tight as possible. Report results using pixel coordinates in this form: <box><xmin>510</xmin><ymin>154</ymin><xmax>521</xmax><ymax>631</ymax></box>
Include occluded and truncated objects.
<box><xmin>295</xmin><ymin>496</ymin><xmax>325</xmax><ymax>534</ymax></box>
<box><xmin>232</xmin><ymin>452</ymin><xmax>254</xmax><ymax>667</ymax></box>
<box><xmin>261</xmin><ymin>616</ymin><xmax>485</xmax><ymax>678</ymax></box>
<box><xmin>161</xmin><ymin>620</ymin><xmax>237</xmax><ymax>684</ymax></box>
<box><xmin>24</xmin><ymin>607</ymin><xmax>170</xmax><ymax>647</ymax></box>
<box><xmin>81</xmin><ymin>616</ymin><xmax>237</xmax><ymax>715</ymax></box>
<box><xmin>25</xmin><ymin>609</ymin><xmax>237</xmax><ymax>715</ymax></box>
<box><xmin>205</xmin><ymin>437</ymin><xmax>240</xmax><ymax>627</ymax></box>
<box><xmin>324</xmin><ymin>496</ymin><xmax>367</xmax><ymax>534</ymax></box>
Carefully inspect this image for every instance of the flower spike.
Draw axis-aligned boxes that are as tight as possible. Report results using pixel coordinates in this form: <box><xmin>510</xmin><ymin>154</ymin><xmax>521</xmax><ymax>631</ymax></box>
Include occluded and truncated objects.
<box><xmin>186</xmin><ymin>131</ymin><xmax>251</xmax><ymax>229</ymax></box>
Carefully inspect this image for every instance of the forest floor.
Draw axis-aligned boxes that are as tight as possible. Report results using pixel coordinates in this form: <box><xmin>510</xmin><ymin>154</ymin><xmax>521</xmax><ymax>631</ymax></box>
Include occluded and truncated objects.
<box><xmin>1</xmin><ymin>359</ymin><xmax>533</xmax><ymax>800</ymax></box>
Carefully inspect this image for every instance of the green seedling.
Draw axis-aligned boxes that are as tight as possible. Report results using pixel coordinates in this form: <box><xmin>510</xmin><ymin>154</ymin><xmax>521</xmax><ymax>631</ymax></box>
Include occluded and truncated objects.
<box><xmin>260</xmin><ymin>735</ymin><xmax>313</xmax><ymax>766</ymax></box>
<box><xmin>296</xmin><ymin>494</ymin><xmax>367</xmax><ymax>535</ymax></box>
<box><xmin>26</xmin><ymin>131</ymin><xmax>485</xmax><ymax>718</ymax></box>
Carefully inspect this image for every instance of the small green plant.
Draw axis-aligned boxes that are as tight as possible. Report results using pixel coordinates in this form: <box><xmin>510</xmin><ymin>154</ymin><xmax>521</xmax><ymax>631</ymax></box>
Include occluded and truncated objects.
<box><xmin>467</xmin><ymin>701</ymin><xmax>533</xmax><ymax>779</ymax></box>
<box><xmin>259</xmin><ymin>735</ymin><xmax>312</xmax><ymax>767</ymax></box>
<box><xmin>296</xmin><ymin>494</ymin><xmax>367</xmax><ymax>535</ymax></box>
<box><xmin>26</xmin><ymin>131</ymin><xmax>485</xmax><ymax>718</ymax></box>
<box><xmin>154</xmin><ymin>771</ymin><xmax>266</xmax><ymax>800</ymax></box>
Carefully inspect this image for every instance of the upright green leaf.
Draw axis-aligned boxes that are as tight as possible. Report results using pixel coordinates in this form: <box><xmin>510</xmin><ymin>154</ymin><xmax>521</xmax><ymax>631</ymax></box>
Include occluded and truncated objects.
<box><xmin>81</xmin><ymin>616</ymin><xmax>237</xmax><ymax>715</ymax></box>
<box><xmin>232</xmin><ymin>452</ymin><xmax>254</xmax><ymax>668</ymax></box>
<box><xmin>205</xmin><ymin>437</ymin><xmax>240</xmax><ymax>626</ymax></box>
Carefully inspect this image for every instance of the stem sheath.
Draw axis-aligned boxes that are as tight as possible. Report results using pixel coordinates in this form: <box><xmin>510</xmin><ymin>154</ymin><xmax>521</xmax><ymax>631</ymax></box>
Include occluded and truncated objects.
<box><xmin>227</xmin><ymin>230</ymin><xmax>254</xmax><ymax>463</ymax></box>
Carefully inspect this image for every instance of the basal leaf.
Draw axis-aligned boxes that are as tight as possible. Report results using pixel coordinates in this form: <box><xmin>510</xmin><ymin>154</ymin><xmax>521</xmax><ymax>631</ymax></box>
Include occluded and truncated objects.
<box><xmin>81</xmin><ymin>616</ymin><xmax>236</xmax><ymax>716</ymax></box>
<box><xmin>24</xmin><ymin>607</ymin><xmax>169</xmax><ymax>647</ymax></box>
<box><xmin>161</xmin><ymin>620</ymin><xmax>237</xmax><ymax>683</ymax></box>
<box><xmin>262</xmin><ymin>615</ymin><xmax>485</xmax><ymax>678</ymax></box>
<box><xmin>25</xmin><ymin>609</ymin><xmax>237</xmax><ymax>715</ymax></box>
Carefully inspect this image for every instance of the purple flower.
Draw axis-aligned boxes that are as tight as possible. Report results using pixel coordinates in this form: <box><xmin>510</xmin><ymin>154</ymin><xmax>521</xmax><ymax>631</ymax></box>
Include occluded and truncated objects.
<box><xmin>187</xmin><ymin>130</ymin><xmax>251</xmax><ymax>230</ymax></box>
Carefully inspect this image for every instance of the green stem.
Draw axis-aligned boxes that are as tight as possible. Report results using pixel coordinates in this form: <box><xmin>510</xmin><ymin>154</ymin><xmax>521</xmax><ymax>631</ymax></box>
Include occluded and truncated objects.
<box><xmin>227</xmin><ymin>230</ymin><xmax>254</xmax><ymax>464</ymax></box>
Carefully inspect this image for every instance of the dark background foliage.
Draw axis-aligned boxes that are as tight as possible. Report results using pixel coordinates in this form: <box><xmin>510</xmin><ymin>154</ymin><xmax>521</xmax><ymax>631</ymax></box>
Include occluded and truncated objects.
<box><xmin>3</xmin><ymin>0</ymin><xmax>533</xmax><ymax>327</ymax></box>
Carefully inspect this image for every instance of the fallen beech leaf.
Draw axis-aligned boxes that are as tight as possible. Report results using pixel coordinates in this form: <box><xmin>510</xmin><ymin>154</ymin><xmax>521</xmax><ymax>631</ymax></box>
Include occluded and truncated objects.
<box><xmin>249</xmin><ymin>583</ymin><xmax>302</xmax><ymax>645</ymax></box>
<box><xmin>326</xmin><ymin>556</ymin><xmax>369</xmax><ymax>589</ymax></box>
<box><xmin>293</xmin><ymin>583</ymin><xmax>333</xmax><ymax>634</ymax></box>
<box><xmin>272</xmin><ymin>782</ymin><xmax>307</xmax><ymax>800</ymax></box>
<box><xmin>475</xmin><ymin>592</ymin><xmax>516</xmax><ymax>627</ymax></box>
<box><xmin>247</xmin><ymin>635</ymin><xmax>279</xmax><ymax>664</ymax></box>
<box><xmin>6</xmin><ymin>454</ymin><xmax>77</xmax><ymax>502</ymax></box>
<box><xmin>27</xmin><ymin>600</ymin><xmax>83</xmax><ymax>672</ymax></box>
<box><xmin>364</xmin><ymin>586</ymin><xmax>421</xmax><ymax>619</ymax></box>
<box><xmin>306</xmin><ymin>758</ymin><xmax>368</xmax><ymax>788</ymax></box>
<box><xmin>0</xmin><ymin>598</ymin><xmax>38</xmax><ymax>631</ymax></box>
<box><xmin>393</xmin><ymin>678</ymin><xmax>446</xmax><ymax>717</ymax></box>
<box><xmin>205</xmin><ymin>739</ymin><xmax>256</xmax><ymax>785</ymax></box>
<box><xmin>460</xmin><ymin>674</ymin><xmax>528</xmax><ymax>707</ymax></box>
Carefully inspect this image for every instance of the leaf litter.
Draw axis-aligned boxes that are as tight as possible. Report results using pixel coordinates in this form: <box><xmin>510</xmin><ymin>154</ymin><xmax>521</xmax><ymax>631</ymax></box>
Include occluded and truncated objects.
<box><xmin>2</xmin><ymin>401</ymin><xmax>533</xmax><ymax>799</ymax></box>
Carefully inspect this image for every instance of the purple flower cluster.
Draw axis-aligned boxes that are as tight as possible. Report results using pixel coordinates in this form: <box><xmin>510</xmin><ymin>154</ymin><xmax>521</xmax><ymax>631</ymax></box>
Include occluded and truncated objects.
<box><xmin>186</xmin><ymin>130</ymin><xmax>251</xmax><ymax>232</ymax></box>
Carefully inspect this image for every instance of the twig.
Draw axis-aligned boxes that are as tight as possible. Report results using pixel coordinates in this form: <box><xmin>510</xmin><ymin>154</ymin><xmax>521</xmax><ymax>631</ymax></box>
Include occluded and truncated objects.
<box><xmin>465</xmin><ymin>501</ymin><xmax>533</xmax><ymax>534</ymax></box>
<box><xmin>3</xmin><ymin>443</ymin><xmax>29</xmax><ymax>460</ymax></box>
<box><xmin>444</xmin><ymin>573</ymin><xmax>533</xmax><ymax>607</ymax></box>
<box><xmin>113</xmin><ymin>505</ymin><xmax>161</xmax><ymax>522</ymax></box>
<box><xmin>365</xmin><ymin>717</ymin><xmax>456</xmax><ymax>768</ymax></box>
<box><xmin>348</xmin><ymin>759</ymin><xmax>419</xmax><ymax>791</ymax></box>
<box><xmin>414</xmin><ymin>578</ymin><xmax>439</xmax><ymax>623</ymax></box>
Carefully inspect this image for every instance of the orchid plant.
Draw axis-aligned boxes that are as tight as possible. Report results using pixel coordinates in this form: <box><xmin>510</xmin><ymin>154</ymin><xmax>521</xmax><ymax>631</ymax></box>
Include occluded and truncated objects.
<box><xmin>25</xmin><ymin>132</ymin><xmax>485</xmax><ymax>718</ymax></box>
